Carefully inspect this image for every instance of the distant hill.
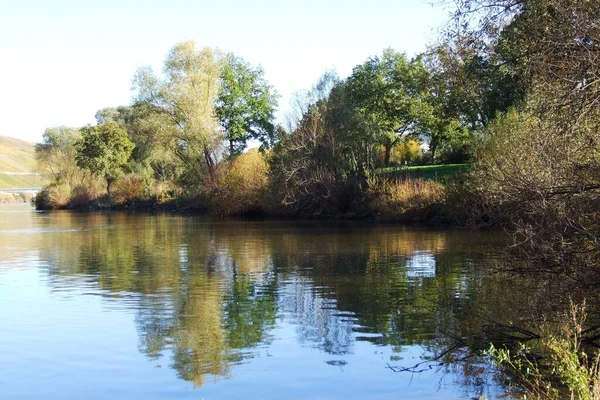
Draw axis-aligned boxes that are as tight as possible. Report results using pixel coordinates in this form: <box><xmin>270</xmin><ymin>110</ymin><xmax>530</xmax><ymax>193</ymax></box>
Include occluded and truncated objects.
<box><xmin>0</xmin><ymin>136</ymin><xmax>49</xmax><ymax>189</ymax></box>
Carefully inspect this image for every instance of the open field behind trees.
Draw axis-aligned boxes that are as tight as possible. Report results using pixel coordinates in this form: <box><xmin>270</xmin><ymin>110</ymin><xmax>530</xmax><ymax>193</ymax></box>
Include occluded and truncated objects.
<box><xmin>0</xmin><ymin>136</ymin><xmax>49</xmax><ymax>189</ymax></box>
<box><xmin>377</xmin><ymin>164</ymin><xmax>471</xmax><ymax>182</ymax></box>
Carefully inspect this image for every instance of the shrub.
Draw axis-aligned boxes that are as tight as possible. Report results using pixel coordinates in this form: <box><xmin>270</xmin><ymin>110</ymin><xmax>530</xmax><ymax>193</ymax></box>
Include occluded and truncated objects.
<box><xmin>34</xmin><ymin>183</ymin><xmax>72</xmax><ymax>209</ymax></box>
<box><xmin>204</xmin><ymin>150</ymin><xmax>269</xmax><ymax>216</ymax></box>
<box><xmin>70</xmin><ymin>178</ymin><xmax>105</xmax><ymax>207</ymax></box>
<box><xmin>111</xmin><ymin>174</ymin><xmax>146</xmax><ymax>205</ymax></box>
<box><xmin>456</xmin><ymin>107</ymin><xmax>600</xmax><ymax>269</ymax></box>
<box><xmin>148</xmin><ymin>180</ymin><xmax>177</xmax><ymax>205</ymax></box>
<box><xmin>489</xmin><ymin>301</ymin><xmax>600</xmax><ymax>400</ymax></box>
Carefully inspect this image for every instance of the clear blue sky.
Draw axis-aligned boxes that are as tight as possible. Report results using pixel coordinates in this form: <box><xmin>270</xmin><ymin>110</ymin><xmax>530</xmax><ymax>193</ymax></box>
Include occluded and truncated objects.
<box><xmin>0</xmin><ymin>0</ymin><xmax>452</xmax><ymax>143</ymax></box>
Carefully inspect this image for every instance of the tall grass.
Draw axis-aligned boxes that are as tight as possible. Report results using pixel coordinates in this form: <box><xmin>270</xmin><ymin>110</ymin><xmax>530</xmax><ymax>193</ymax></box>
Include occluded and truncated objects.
<box><xmin>367</xmin><ymin>176</ymin><xmax>445</xmax><ymax>221</ymax></box>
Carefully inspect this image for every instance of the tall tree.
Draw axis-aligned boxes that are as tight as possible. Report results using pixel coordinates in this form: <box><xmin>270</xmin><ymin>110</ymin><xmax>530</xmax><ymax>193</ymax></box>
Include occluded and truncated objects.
<box><xmin>35</xmin><ymin>126</ymin><xmax>82</xmax><ymax>184</ymax></box>
<box><xmin>95</xmin><ymin>106</ymin><xmax>133</xmax><ymax>126</ymax></box>
<box><xmin>75</xmin><ymin>122</ymin><xmax>134</xmax><ymax>194</ymax></box>
<box><xmin>216</xmin><ymin>54</ymin><xmax>278</xmax><ymax>156</ymax></box>
<box><xmin>347</xmin><ymin>49</ymin><xmax>434</xmax><ymax>165</ymax></box>
<box><xmin>133</xmin><ymin>41</ymin><xmax>223</xmax><ymax>183</ymax></box>
<box><xmin>424</xmin><ymin>33</ymin><xmax>525</xmax><ymax>133</ymax></box>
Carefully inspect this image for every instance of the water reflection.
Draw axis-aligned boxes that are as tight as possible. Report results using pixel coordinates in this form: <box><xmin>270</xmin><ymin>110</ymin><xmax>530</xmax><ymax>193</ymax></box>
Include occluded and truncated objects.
<box><xmin>5</xmin><ymin>206</ymin><xmax>593</xmax><ymax>398</ymax></box>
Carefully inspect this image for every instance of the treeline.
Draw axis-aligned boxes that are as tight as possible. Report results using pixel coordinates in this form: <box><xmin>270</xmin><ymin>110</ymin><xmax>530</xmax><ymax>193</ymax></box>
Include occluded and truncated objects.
<box><xmin>35</xmin><ymin>0</ymin><xmax>600</xmax><ymax>259</ymax></box>
<box><xmin>33</xmin><ymin>35</ymin><xmax>511</xmax><ymax>219</ymax></box>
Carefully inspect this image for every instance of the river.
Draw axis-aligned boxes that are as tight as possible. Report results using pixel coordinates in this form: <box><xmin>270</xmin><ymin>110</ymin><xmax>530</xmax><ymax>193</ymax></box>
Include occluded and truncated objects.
<box><xmin>0</xmin><ymin>203</ymin><xmax>570</xmax><ymax>399</ymax></box>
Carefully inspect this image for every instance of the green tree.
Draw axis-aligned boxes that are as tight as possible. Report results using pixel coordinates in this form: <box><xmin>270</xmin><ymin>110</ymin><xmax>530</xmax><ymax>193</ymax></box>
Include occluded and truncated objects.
<box><xmin>347</xmin><ymin>49</ymin><xmax>433</xmax><ymax>165</ymax></box>
<box><xmin>424</xmin><ymin>39</ymin><xmax>524</xmax><ymax>133</ymax></box>
<box><xmin>133</xmin><ymin>41</ymin><xmax>223</xmax><ymax>183</ymax></box>
<box><xmin>94</xmin><ymin>106</ymin><xmax>133</xmax><ymax>126</ymax></box>
<box><xmin>75</xmin><ymin>122</ymin><xmax>134</xmax><ymax>194</ymax></box>
<box><xmin>95</xmin><ymin>103</ymin><xmax>181</xmax><ymax>183</ymax></box>
<box><xmin>35</xmin><ymin>126</ymin><xmax>82</xmax><ymax>184</ymax></box>
<box><xmin>216</xmin><ymin>54</ymin><xmax>278</xmax><ymax>156</ymax></box>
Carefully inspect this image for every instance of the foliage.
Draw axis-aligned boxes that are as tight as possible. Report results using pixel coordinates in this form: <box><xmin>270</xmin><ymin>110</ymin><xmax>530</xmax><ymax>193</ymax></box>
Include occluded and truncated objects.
<box><xmin>133</xmin><ymin>41</ymin><xmax>223</xmax><ymax>183</ymax></box>
<box><xmin>456</xmin><ymin>107</ymin><xmax>600</xmax><ymax>268</ymax></box>
<box><xmin>203</xmin><ymin>149</ymin><xmax>269</xmax><ymax>215</ymax></box>
<box><xmin>269</xmin><ymin>102</ymin><xmax>361</xmax><ymax>217</ymax></box>
<box><xmin>389</xmin><ymin>139</ymin><xmax>423</xmax><ymax>165</ymax></box>
<box><xmin>348</xmin><ymin>50</ymin><xmax>434</xmax><ymax>165</ymax></box>
<box><xmin>424</xmin><ymin>36</ymin><xmax>525</xmax><ymax>132</ymax></box>
<box><xmin>94</xmin><ymin>105</ymin><xmax>133</xmax><ymax>126</ymax></box>
<box><xmin>216</xmin><ymin>54</ymin><xmax>278</xmax><ymax>156</ymax></box>
<box><xmin>69</xmin><ymin>179</ymin><xmax>105</xmax><ymax>207</ymax></box>
<box><xmin>75</xmin><ymin>122</ymin><xmax>134</xmax><ymax>194</ymax></box>
<box><xmin>367</xmin><ymin>176</ymin><xmax>445</xmax><ymax>221</ymax></box>
<box><xmin>34</xmin><ymin>182</ymin><xmax>72</xmax><ymax>209</ymax></box>
<box><xmin>35</xmin><ymin>126</ymin><xmax>82</xmax><ymax>185</ymax></box>
<box><xmin>111</xmin><ymin>173</ymin><xmax>146</xmax><ymax>206</ymax></box>
<box><xmin>441</xmin><ymin>0</ymin><xmax>600</xmax><ymax>270</ymax></box>
<box><xmin>489</xmin><ymin>302</ymin><xmax>600</xmax><ymax>399</ymax></box>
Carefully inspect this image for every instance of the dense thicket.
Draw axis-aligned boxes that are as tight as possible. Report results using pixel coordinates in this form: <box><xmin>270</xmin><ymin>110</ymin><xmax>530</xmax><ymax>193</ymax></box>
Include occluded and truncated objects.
<box><xmin>444</xmin><ymin>0</ymin><xmax>600</xmax><ymax>270</ymax></box>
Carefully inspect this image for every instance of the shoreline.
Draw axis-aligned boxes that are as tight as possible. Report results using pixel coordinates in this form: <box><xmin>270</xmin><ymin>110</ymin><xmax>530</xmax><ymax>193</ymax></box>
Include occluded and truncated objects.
<box><xmin>30</xmin><ymin>198</ymin><xmax>461</xmax><ymax>228</ymax></box>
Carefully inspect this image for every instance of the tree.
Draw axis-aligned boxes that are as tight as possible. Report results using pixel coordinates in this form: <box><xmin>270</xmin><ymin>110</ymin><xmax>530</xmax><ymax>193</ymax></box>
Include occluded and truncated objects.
<box><xmin>75</xmin><ymin>122</ymin><xmax>134</xmax><ymax>194</ymax></box>
<box><xmin>133</xmin><ymin>41</ymin><xmax>223</xmax><ymax>184</ymax></box>
<box><xmin>447</xmin><ymin>0</ymin><xmax>600</xmax><ymax>269</ymax></box>
<box><xmin>347</xmin><ymin>50</ymin><xmax>435</xmax><ymax>165</ymax></box>
<box><xmin>450</xmin><ymin>0</ymin><xmax>600</xmax><ymax>121</ymax></box>
<box><xmin>216</xmin><ymin>54</ymin><xmax>278</xmax><ymax>156</ymax></box>
<box><xmin>35</xmin><ymin>126</ymin><xmax>82</xmax><ymax>184</ymax></box>
<box><xmin>95</xmin><ymin>106</ymin><xmax>133</xmax><ymax>126</ymax></box>
<box><xmin>424</xmin><ymin>36</ymin><xmax>525</xmax><ymax>133</ymax></box>
<box><xmin>95</xmin><ymin>103</ymin><xmax>181</xmax><ymax>182</ymax></box>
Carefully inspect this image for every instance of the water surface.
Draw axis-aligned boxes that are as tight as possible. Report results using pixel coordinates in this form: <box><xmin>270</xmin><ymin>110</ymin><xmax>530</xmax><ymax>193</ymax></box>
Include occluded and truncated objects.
<box><xmin>0</xmin><ymin>204</ymin><xmax>519</xmax><ymax>399</ymax></box>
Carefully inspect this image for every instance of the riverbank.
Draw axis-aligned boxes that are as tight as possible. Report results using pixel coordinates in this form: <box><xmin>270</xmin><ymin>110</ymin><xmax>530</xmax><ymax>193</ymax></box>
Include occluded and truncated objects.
<box><xmin>33</xmin><ymin>176</ymin><xmax>451</xmax><ymax>224</ymax></box>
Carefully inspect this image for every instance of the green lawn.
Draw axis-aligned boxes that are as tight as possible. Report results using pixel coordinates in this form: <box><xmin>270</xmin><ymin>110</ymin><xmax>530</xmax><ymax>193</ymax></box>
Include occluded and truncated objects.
<box><xmin>376</xmin><ymin>164</ymin><xmax>471</xmax><ymax>182</ymax></box>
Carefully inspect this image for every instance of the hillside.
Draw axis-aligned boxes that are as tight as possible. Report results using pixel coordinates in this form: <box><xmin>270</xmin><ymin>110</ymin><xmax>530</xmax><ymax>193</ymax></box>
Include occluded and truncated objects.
<box><xmin>0</xmin><ymin>136</ymin><xmax>49</xmax><ymax>189</ymax></box>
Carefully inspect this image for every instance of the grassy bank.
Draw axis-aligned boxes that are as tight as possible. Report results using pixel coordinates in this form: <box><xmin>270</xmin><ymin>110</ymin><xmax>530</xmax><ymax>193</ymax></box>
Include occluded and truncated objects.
<box><xmin>377</xmin><ymin>164</ymin><xmax>471</xmax><ymax>182</ymax></box>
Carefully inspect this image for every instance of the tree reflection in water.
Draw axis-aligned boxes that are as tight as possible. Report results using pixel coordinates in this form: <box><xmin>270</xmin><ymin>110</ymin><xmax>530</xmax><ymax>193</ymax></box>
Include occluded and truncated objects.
<box><xmin>24</xmin><ymin>211</ymin><xmax>600</xmax><ymax>395</ymax></box>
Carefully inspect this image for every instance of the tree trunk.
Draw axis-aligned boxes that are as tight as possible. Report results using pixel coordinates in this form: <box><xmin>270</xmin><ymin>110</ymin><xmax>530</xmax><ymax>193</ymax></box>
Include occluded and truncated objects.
<box><xmin>384</xmin><ymin>143</ymin><xmax>392</xmax><ymax>167</ymax></box>
<box><xmin>430</xmin><ymin>141</ymin><xmax>437</xmax><ymax>163</ymax></box>
<box><xmin>106</xmin><ymin>176</ymin><xmax>113</xmax><ymax>199</ymax></box>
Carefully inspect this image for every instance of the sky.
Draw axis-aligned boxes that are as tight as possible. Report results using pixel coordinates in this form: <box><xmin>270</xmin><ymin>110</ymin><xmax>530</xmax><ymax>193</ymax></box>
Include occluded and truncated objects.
<box><xmin>0</xmin><ymin>0</ymin><xmax>452</xmax><ymax>143</ymax></box>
